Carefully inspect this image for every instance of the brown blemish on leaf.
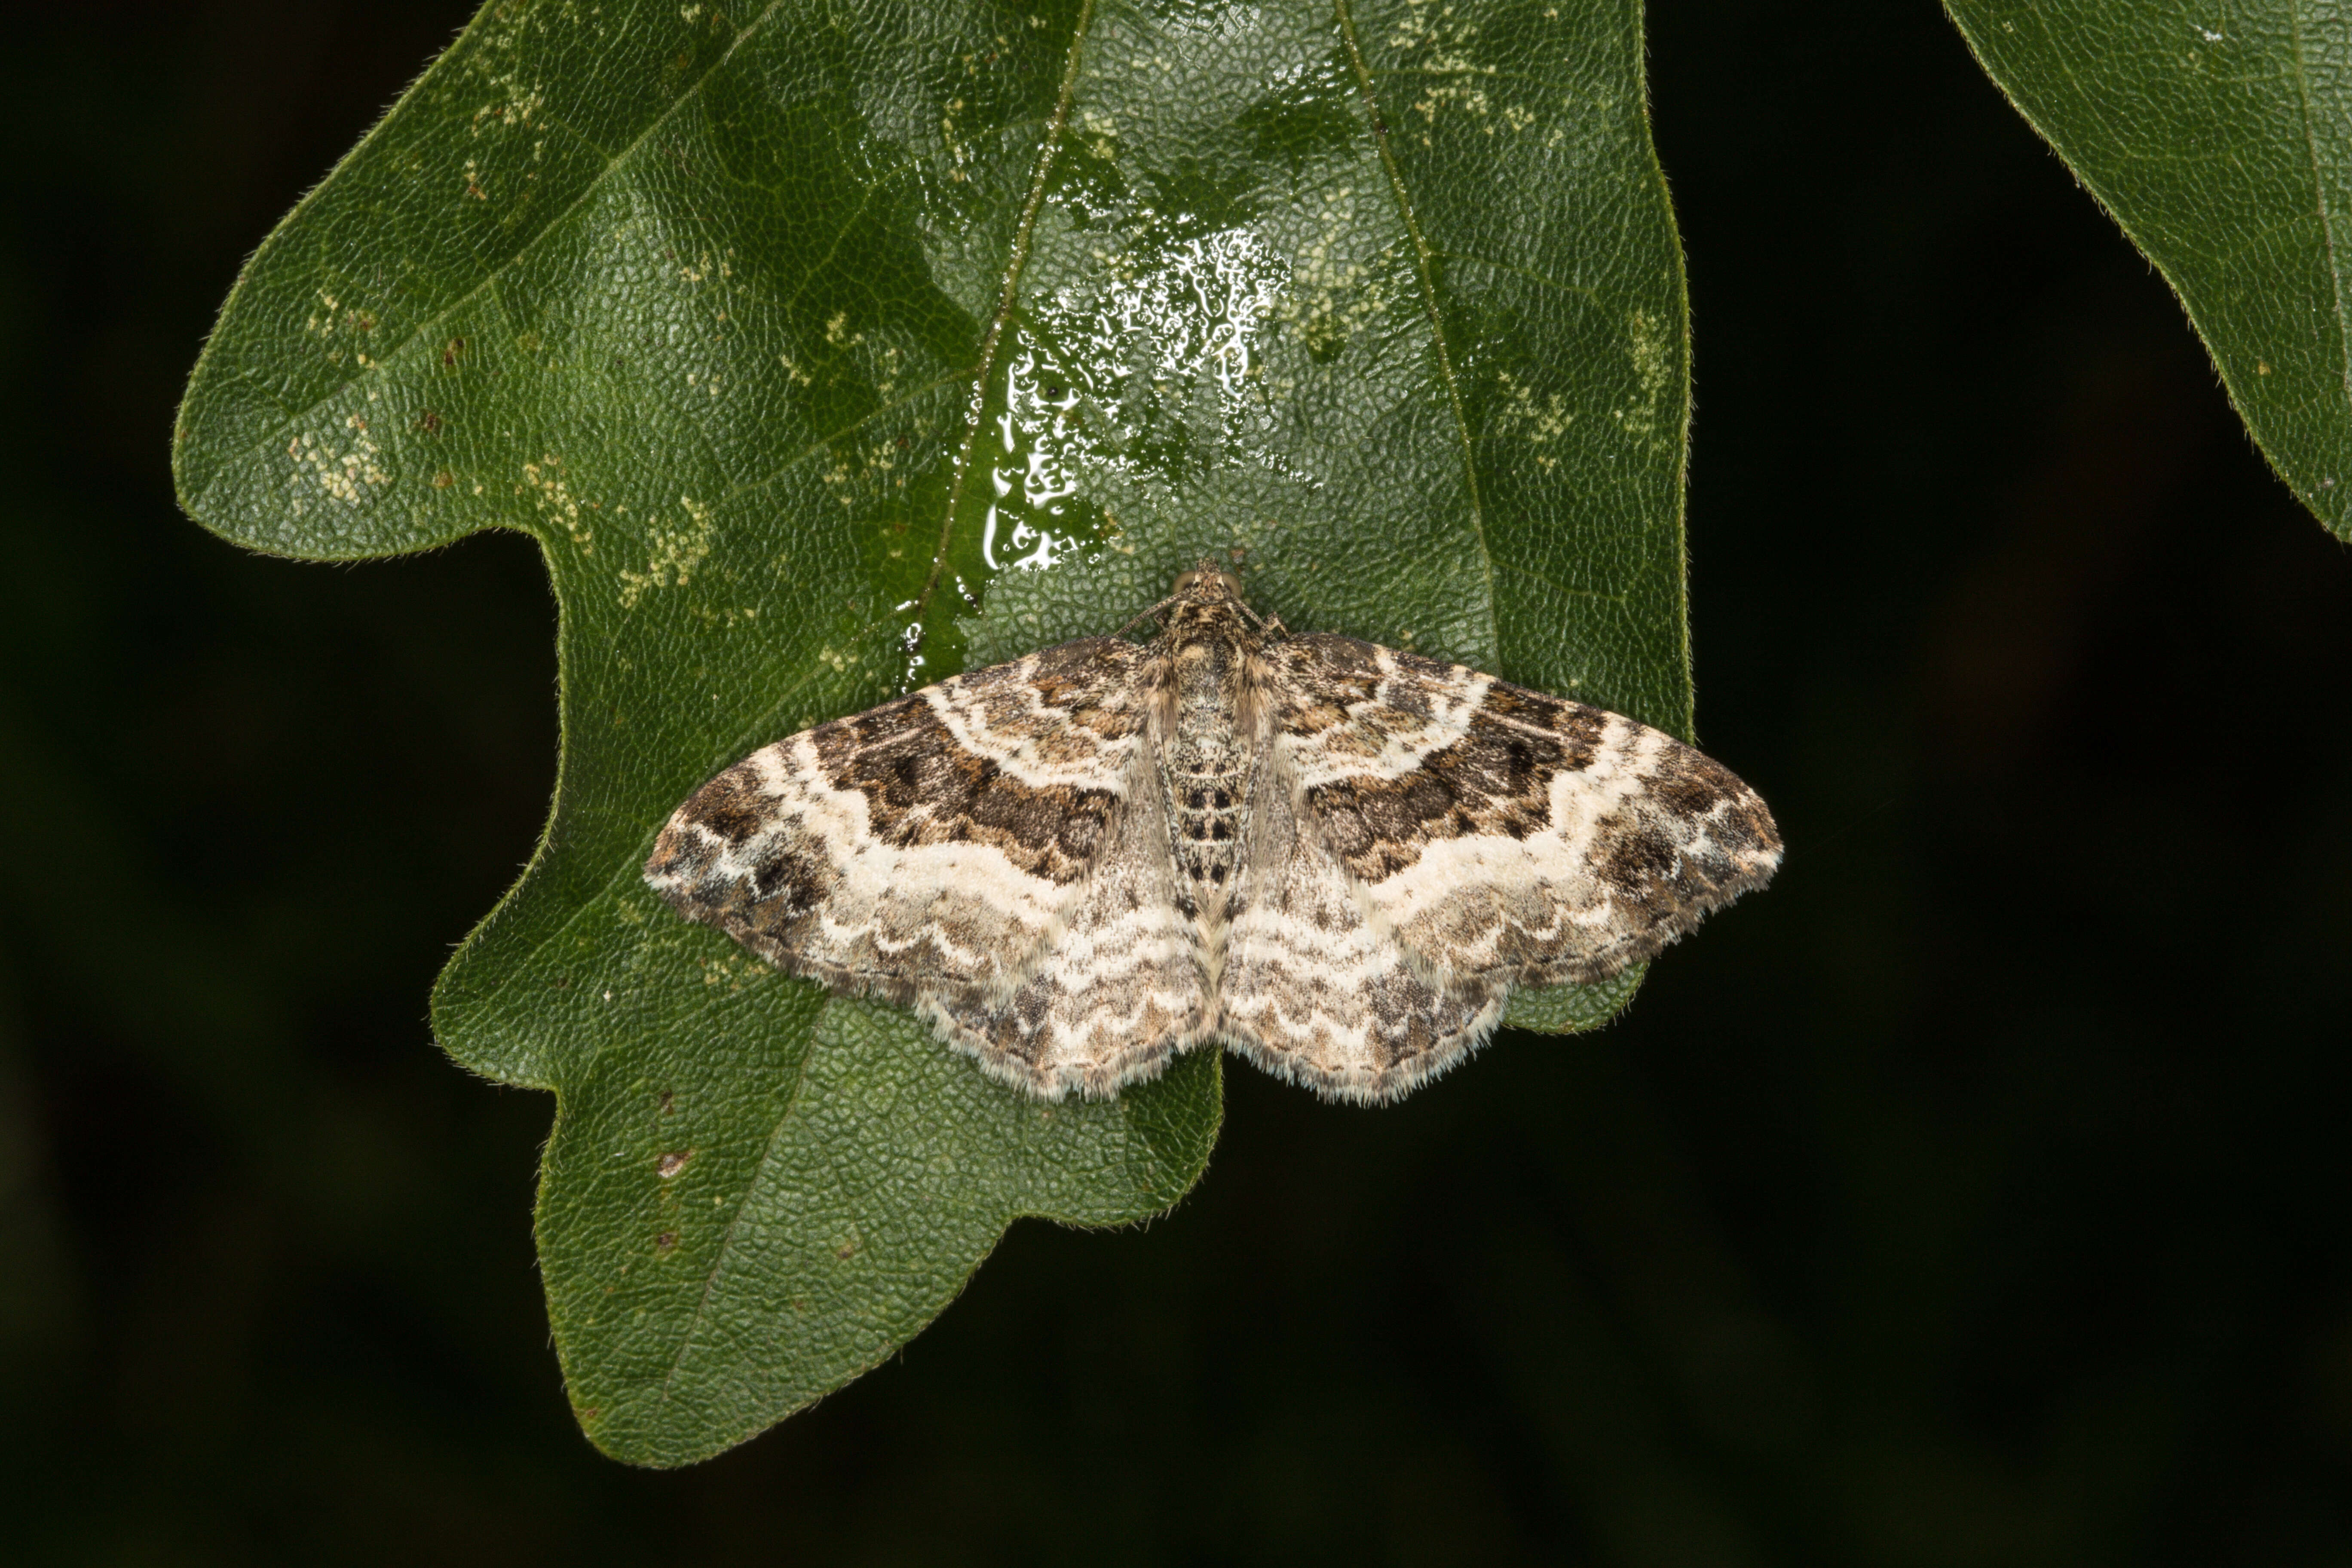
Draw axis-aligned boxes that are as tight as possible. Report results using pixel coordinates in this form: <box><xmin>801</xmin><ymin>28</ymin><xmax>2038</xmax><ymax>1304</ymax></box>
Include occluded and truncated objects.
<box><xmin>656</xmin><ymin>1150</ymin><xmax>694</xmax><ymax>1179</ymax></box>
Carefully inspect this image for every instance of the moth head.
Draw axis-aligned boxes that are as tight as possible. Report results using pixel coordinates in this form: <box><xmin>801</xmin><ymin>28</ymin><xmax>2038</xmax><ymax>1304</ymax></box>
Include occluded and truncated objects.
<box><xmin>1171</xmin><ymin>560</ymin><xmax>1245</xmax><ymax>600</ymax></box>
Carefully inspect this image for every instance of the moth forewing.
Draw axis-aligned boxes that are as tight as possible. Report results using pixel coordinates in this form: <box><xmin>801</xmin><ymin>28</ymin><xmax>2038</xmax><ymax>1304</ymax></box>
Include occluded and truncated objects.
<box><xmin>647</xmin><ymin>562</ymin><xmax>1781</xmax><ymax>1103</ymax></box>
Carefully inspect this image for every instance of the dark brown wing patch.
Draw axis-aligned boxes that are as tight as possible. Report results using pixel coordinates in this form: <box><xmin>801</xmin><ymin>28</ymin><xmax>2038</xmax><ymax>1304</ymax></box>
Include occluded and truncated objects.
<box><xmin>1265</xmin><ymin>633</ymin><xmax>1781</xmax><ymax>989</ymax></box>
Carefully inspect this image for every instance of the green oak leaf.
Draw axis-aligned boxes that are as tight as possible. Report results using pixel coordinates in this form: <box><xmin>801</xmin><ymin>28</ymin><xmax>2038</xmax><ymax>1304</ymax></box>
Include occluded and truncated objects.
<box><xmin>172</xmin><ymin>0</ymin><xmax>1691</xmax><ymax>1464</ymax></box>
<box><xmin>1948</xmin><ymin>0</ymin><xmax>2352</xmax><ymax>538</ymax></box>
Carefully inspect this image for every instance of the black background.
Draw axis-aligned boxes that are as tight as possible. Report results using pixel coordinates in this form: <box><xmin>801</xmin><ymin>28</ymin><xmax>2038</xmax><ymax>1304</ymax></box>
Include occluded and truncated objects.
<box><xmin>3</xmin><ymin>2</ymin><xmax>2348</xmax><ymax>1563</ymax></box>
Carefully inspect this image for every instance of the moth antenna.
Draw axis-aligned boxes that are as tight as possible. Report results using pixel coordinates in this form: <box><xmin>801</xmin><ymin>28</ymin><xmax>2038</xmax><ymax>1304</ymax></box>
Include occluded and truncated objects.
<box><xmin>1231</xmin><ymin>597</ymin><xmax>1284</xmax><ymax>634</ymax></box>
<box><xmin>1117</xmin><ymin>592</ymin><xmax>1182</xmax><ymax>637</ymax></box>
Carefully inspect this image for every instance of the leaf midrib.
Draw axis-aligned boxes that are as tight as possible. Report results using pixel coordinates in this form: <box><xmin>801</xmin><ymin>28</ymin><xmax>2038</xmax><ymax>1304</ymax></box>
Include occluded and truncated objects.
<box><xmin>646</xmin><ymin>0</ymin><xmax>1107</xmax><ymax>1427</ymax></box>
<box><xmin>506</xmin><ymin>0</ymin><xmax>1547</xmax><ymax>1099</ymax></box>
<box><xmin>913</xmin><ymin>0</ymin><xmax>1102</xmax><ymax>631</ymax></box>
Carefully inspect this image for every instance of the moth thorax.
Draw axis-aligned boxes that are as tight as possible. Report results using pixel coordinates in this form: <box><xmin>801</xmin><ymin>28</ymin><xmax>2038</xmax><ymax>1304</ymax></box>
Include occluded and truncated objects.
<box><xmin>1165</xmin><ymin>627</ymin><xmax>1253</xmax><ymax>919</ymax></box>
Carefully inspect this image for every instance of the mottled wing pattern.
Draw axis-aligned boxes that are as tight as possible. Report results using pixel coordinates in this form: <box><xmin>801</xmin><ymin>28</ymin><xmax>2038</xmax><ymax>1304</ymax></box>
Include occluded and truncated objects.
<box><xmin>1222</xmin><ymin>741</ymin><xmax>1507</xmax><ymax>1103</ymax></box>
<box><xmin>649</xmin><ymin>570</ymin><xmax>1780</xmax><ymax>1106</ymax></box>
<box><xmin>645</xmin><ymin>638</ymin><xmax>1190</xmax><ymax>1091</ymax></box>
<box><xmin>1279</xmin><ymin>635</ymin><xmax>1782</xmax><ymax>980</ymax></box>
<box><xmin>1221</xmin><ymin>634</ymin><xmax>1780</xmax><ymax>1100</ymax></box>
<box><xmin>930</xmin><ymin>762</ymin><xmax>1206</xmax><ymax>1099</ymax></box>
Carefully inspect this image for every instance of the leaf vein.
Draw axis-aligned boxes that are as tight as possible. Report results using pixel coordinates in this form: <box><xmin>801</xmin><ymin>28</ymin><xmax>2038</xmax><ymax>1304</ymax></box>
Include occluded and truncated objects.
<box><xmin>1433</xmin><ymin>249</ymin><xmax>1598</xmax><ymax>300</ymax></box>
<box><xmin>1333</xmin><ymin>0</ymin><xmax>1498</xmax><ymax>639</ymax></box>
<box><xmin>2285</xmin><ymin>0</ymin><xmax>2352</xmax><ymax>410</ymax></box>
<box><xmin>1493</xmin><ymin>556</ymin><xmax>1628</xmax><ymax>607</ymax></box>
<box><xmin>714</xmin><ymin>369</ymin><xmax>968</xmax><ymax>513</ymax></box>
<box><xmin>194</xmin><ymin>0</ymin><xmax>794</xmax><ymax>501</ymax></box>
<box><xmin>654</xmin><ymin>996</ymin><xmax>824</xmax><ymax>1417</ymax></box>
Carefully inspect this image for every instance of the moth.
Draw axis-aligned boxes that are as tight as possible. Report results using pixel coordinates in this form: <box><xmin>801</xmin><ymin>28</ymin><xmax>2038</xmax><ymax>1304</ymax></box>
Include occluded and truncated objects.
<box><xmin>645</xmin><ymin>564</ymin><xmax>1780</xmax><ymax>1104</ymax></box>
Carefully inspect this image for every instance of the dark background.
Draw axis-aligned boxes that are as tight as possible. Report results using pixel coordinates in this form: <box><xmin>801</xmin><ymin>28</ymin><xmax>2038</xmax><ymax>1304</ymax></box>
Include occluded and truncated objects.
<box><xmin>3</xmin><ymin>1</ymin><xmax>2348</xmax><ymax>1562</ymax></box>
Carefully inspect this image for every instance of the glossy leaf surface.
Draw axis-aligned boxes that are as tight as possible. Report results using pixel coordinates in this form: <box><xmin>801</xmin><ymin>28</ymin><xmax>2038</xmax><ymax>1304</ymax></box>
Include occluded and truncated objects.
<box><xmin>1949</xmin><ymin>0</ymin><xmax>2352</xmax><ymax>536</ymax></box>
<box><xmin>174</xmin><ymin>0</ymin><xmax>1691</xmax><ymax>1463</ymax></box>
